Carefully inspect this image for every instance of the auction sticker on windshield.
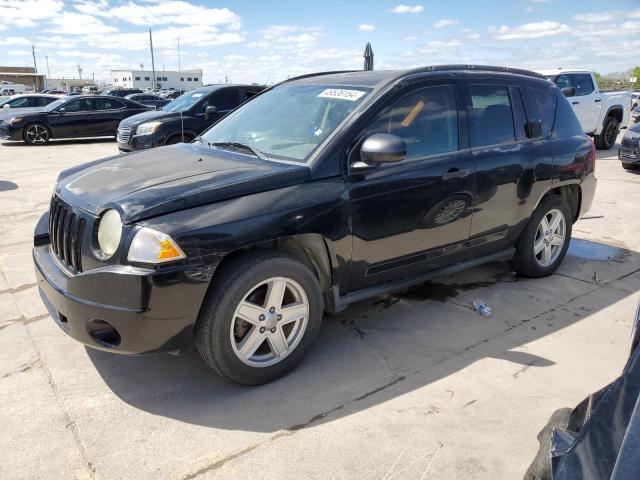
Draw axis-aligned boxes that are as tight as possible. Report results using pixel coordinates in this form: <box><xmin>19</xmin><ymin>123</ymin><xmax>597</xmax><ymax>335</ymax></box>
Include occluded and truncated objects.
<box><xmin>318</xmin><ymin>89</ymin><xmax>366</xmax><ymax>101</ymax></box>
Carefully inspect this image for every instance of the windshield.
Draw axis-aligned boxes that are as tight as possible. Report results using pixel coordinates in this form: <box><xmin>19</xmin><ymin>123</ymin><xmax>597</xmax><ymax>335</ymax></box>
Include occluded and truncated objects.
<box><xmin>42</xmin><ymin>98</ymin><xmax>68</xmax><ymax>112</ymax></box>
<box><xmin>200</xmin><ymin>84</ymin><xmax>372</xmax><ymax>162</ymax></box>
<box><xmin>163</xmin><ymin>88</ymin><xmax>210</xmax><ymax>112</ymax></box>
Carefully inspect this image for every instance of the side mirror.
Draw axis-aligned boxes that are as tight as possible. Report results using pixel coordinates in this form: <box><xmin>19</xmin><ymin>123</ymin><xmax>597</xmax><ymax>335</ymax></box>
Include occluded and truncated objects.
<box><xmin>58</xmin><ymin>107</ymin><xmax>66</xmax><ymax>114</ymax></box>
<box><xmin>205</xmin><ymin>105</ymin><xmax>218</xmax><ymax>116</ymax></box>
<box><xmin>525</xmin><ymin>119</ymin><xmax>543</xmax><ymax>138</ymax></box>
<box><xmin>561</xmin><ymin>87</ymin><xmax>576</xmax><ymax>98</ymax></box>
<box><xmin>2</xmin><ymin>104</ymin><xmax>10</xmax><ymax>109</ymax></box>
<box><xmin>359</xmin><ymin>133</ymin><xmax>406</xmax><ymax>165</ymax></box>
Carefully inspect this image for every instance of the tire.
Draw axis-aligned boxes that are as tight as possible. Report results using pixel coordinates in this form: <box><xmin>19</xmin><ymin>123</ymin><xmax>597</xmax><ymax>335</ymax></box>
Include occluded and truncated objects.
<box><xmin>23</xmin><ymin>123</ymin><xmax>51</xmax><ymax>145</ymax></box>
<box><xmin>512</xmin><ymin>195</ymin><xmax>572</xmax><ymax>278</ymax></box>
<box><xmin>195</xmin><ymin>250</ymin><xmax>323</xmax><ymax>385</ymax></box>
<box><xmin>165</xmin><ymin>134</ymin><xmax>191</xmax><ymax>145</ymax></box>
<box><xmin>594</xmin><ymin>116</ymin><xmax>619</xmax><ymax>150</ymax></box>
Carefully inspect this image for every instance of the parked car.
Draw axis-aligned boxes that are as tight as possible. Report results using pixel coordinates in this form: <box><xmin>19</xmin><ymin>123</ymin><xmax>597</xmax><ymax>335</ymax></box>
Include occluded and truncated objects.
<box><xmin>100</xmin><ymin>88</ymin><xmax>144</xmax><ymax>97</ymax></box>
<box><xmin>124</xmin><ymin>93</ymin><xmax>170</xmax><ymax>109</ymax></box>
<box><xmin>631</xmin><ymin>105</ymin><xmax>640</xmax><ymax>124</ymax></box>
<box><xmin>538</xmin><ymin>69</ymin><xmax>631</xmax><ymax>150</ymax></box>
<box><xmin>116</xmin><ymin>84</ymin><xmax>264</xmax><ymax>152</ymax></box>
<box><xmin>0</xmin><ymin>81</ymin><xmax>26</xmax><ymax>95</ymax></box>
<box><xmin>0</xmin><ymin>94</ymin><xmax>60</xmax><ymax>110</ymax></box>
<box><xmin>34</xmin><ymin>66</ymin><xmax>596</xmax><ymax>385</ymax></box>
<box><xmin>525</xmin><ymin>301</ymin><xmax>640</xmax><ymax>480</ymax></box>
<box><xmin>619</xmin><ymin>122</ymin><xmax>640</xmax><ymax>169</ymax></box>
<box><xmin>162</xmin><ymin>90</ymin><xmax>185</xmax><ymax>99</ymax></box>
<box><xmin>0</xmin><ymin>95</ymin><xmax>150</xmax><ymax>145</ymax></box>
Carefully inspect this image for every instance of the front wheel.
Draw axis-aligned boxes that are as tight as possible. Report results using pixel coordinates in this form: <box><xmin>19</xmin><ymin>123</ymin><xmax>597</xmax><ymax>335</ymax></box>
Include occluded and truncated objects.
<box><xmin>23</xmin><ymin>123</ymin><xmax>50</xmax><ymax>145</ymax></box>
<box><xmin>195</xmin><ymin>251</ymin><xmax>323</xmax><ymax>385</ymax></box>
<box><xmin>594</xmin><ymin>116</ymin><xmax>619</xmax><ymax>150</ymax></box>
<box><xmin>512</xmin><ymin>195</ymin><xmax>572</xmax><ymax>278</ymax></box>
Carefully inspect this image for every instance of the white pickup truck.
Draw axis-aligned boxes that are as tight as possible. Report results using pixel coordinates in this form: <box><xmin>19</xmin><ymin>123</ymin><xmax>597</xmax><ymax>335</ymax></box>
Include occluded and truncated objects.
<box><xmin>537</xmin><ymin>69</ymin><xmax>632</xmax><ymax>150</ymax></box>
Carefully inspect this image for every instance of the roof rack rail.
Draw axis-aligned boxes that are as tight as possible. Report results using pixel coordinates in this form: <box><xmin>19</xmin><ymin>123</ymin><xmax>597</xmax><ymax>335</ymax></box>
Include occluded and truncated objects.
<box><xmin>408</xmin><ymin>64</ymin><xmax>544</xmax><ymax>79</ymax></box>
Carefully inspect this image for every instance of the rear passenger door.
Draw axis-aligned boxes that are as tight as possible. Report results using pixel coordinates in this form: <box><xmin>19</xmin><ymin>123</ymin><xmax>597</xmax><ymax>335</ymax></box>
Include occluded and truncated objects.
<box><xmin>348</xmin><ymin>80</ymin><xmax>476</xmax><ymax>291</ymax></box>
<box><xmin>465</xmin><ymin>80</ymin><xmax>554</xmax><ymax>258</ymax></box>
<box><xmin>92</xmin><ymin>97</ymin><xmax>128</xmax><ymax>135</ymax></box>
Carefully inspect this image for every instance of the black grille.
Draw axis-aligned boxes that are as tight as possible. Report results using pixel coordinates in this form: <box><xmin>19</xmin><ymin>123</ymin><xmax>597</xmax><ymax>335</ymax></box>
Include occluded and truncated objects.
<box><xmin>49</xmin><ymin>196</ymin><xmax>86</xmax><ymax>272</ymax></box>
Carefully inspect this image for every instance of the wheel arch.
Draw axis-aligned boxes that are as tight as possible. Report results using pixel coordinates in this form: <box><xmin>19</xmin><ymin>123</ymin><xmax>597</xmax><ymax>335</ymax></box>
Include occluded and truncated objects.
<box><xmin>208</xmin><ymin>233</ymin><xmax>334</xmax><ymax>294</ymax></box>
<box><xmin>163</xmin><ymin>130</ymin><xmax>197</xmax><ymax>145</ymax></box>
<box><xmin>538</xmin><ymin>183</ymin><xmax>581</xmax><ymax>223</ymax></box>
<box><xmin>605</xmin><ymin>105</ymin><xmax>623</xmax><ymax>124</ymax></box>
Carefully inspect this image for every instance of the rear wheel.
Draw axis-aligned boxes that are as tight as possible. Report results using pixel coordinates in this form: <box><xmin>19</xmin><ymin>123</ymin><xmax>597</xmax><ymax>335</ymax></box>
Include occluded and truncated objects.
<box><xmin>512</xmin><ymin>195</ymin><xmax>572</xmax><ymax>278</ymax></box>
<box><xmin>195</xmin><ymin>251</ymin><xmax>323</xmax><ymax>385</ymax></box>
<box><xmin>594</xmin><ymin>116</ymin><xmax>619</xmax><ymax>150</ymax></box>
<box><xmin>23</xmin><ymin>123</ymin><xmax>50</xmax><ymax>145</ymax></box>
<box><xmin>165</xmin><ymin>134</ymin><xmax>191</xmax><ymax>145</ymax></box>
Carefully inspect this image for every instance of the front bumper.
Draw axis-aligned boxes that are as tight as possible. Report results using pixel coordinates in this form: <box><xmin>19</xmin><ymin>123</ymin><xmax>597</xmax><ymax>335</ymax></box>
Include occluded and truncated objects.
<box><xmin>118</xmin><ymin>134</ymin><xmax>157</xmax><ymax>153</ymax></box>
<box><xmin>34</xmin><ymin>243</ymin><xmax>213</xmax><ymax>355</ymax></box>
<box><xmin>0</xmin><ymin>123</ymin><xmax>22</xmax><ymax>140</ymax></box>
<box><xmin>619</xmin><ymin>147</ymin><xmax>639</xmax><ymax>167</ymax></box>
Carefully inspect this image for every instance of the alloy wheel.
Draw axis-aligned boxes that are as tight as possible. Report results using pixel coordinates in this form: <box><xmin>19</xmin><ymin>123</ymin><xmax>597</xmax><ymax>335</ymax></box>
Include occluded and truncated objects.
<box><xmin>26</xmin><ymin>124</ymin><xmax>49</xmax><ymax>144</ymax></box>
<box><xmin>604</xmin><ymin>121</ymin><xmax>618</xmax><ymax>148</ymax></box>
<box><xmin>230</xmin><ymin>276</ymin><xmax>309</xmax><ymax>368</ymax></box>
<box><xmin>534</xmin><ymin>208</ymin><xmax>566</xmax><ymax>267</ymax></box>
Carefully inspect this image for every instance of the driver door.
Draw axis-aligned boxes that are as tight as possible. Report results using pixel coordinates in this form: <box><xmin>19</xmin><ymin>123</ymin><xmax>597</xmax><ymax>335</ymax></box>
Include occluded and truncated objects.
<box><xmin>47</xmin><ymin>98</ymin><xmax>93</xmax><ymax>137</ymax></box>
<box><xmin>347</xmin><ymin>80</ymin><xmax>475</xmax><ymax>292</ymax></box>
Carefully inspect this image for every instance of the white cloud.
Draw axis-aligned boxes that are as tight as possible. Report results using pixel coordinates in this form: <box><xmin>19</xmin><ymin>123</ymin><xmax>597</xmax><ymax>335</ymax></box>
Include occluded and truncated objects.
<box><xmin>75</xmin><ymin>1</ymin><xmax>241</xmax><ymax>30</ymax></box>
<box><xmin>8</xmin><ymin>49</ymin><xmax>30</xmax><ymax>56</ymax></box>
<box><xmin>249</xmin><ymin>25</ymin><xmax>323</xmax><ymax>50</ymax></box>
<box><xmin>573</xmin><ymin>12</ymin><xmax>615</xmax><ymax>23</ymax></box>
<box><xmin>433</xmin><ymin>19</ymin><xmax>459</xmax><ymax>29</ymax></box>
<box><xmin>358</xmin><ymin>24</ymin><xmax>376</xmax><ymax>31</ymax></box>
<box><xmin>390</xmin><ymin>5</ymin><xmax>424</xmax><ymax>14</ymax></box>
<box><xmin>3</xmin><ymin>36</ymin><xmax>31</xmax><ymax>45</ymax></box>
<box><xmin>489</xmin><ymin>21</ymin><xmax>570</xmax><ymax>40</ymax></box>
<box><xmin>48</xmin><ymin>12</ymin><xmax>118</xmax><ymax>35</ymax></box>
<box><xmin>0</xmin><ymin>0</ymin><xmax>64</xmax><ymax>27</ymax></box>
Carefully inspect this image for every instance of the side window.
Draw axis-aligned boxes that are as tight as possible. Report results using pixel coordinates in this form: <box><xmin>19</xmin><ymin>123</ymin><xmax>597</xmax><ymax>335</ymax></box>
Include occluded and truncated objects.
<box><xmin>36</xmin><ymin>97</ymin><xmax>55</xmax><ymax>107</ymax></box>
<box><xmin>9</xmin><ymin>97</ymin><xmax>29</xmax><ymax>108</ymax></box>
<box><xmin>366</xmin><ymin>85</ymin><xmax>458</xmax><ymax>159</ymax></box>
<box><xmin>569</xmin><ymin>74</ymin><xmax>595</xmax><ymax>96</ymax></box>
<box><xmin>208</xmin><ymin>89</ymin><xmax>241</xmax><ymax>111</ymax></box>
<box><xmin>62</xmin><ymin>99</ymin><xmax>92</xmax><ymax>112</ymax></box>
<box><xmin>94</xmin><ymin>98</ymin><xmax>125</xmax><ymax>110</ymax></box>
<box><xmin>529</xmin><ymin>87</ymin><xmax>557</xmax><ymax>137</ymax></box>
<box><xmin>468</xmin><ymin>85</ymin><xmax>515</xmax><ymax>147</ymax></box>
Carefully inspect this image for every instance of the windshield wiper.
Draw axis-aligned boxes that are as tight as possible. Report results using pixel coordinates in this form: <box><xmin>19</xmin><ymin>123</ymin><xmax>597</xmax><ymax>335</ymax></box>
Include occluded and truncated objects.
<box><xmin>209</xmin><ymin>141</ymin><xmax>268</xmax><ymax>160</ymax></box>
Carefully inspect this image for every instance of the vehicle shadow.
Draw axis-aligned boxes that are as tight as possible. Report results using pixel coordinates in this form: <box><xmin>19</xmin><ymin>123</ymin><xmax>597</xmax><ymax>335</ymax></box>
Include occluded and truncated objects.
<box><xmin>1</xmin><ymin>137</ymin><xmax>115</xmax><ymax>147</ymax></box>
<box><xmin>87</xmin><ymin>238</ymin><xmax>640</xmax><ymax>433</ymax></box>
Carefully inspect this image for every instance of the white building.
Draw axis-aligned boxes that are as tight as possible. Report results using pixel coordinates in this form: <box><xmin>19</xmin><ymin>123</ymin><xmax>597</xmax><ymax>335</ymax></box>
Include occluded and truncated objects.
<box><xmin>110</xmin><ymin>69</ymin><xmax>203</xmax><ymax>91</ymax></box>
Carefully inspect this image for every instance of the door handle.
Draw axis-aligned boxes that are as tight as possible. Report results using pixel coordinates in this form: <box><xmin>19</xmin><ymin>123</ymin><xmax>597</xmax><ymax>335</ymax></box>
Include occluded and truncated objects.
<box><xmin>594</xmin><ymin>99</ymin><xmax>601</xmax><ymax>103</ymax></box>
<box><xmin>572</xmin><ymin>101</ymin><xmax>580</xmax><ymax>105</ymax></box>
<box><xmin>442</xmin><ymin>168</ymin><xmax>470</xmax><ymax>180</ymax></box>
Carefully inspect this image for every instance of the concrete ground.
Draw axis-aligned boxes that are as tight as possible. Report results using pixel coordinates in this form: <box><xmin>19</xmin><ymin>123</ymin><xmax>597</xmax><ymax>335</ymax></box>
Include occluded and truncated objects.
<box><xmin>0</xmin><ymin>133</ymin><xmax>639</xmax><ymax>480</ymax></box>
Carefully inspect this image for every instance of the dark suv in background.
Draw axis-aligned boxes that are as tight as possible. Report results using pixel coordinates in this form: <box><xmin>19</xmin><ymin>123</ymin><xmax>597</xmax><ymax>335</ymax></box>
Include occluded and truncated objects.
<box><xmin>34</xmin><ymin>66</ymin><xmax>596</xmax><ymax>385</ymax></box>
<box><xmin>116</xmin><ymin>84</ymin><xmax>265</xmax><ymax>152</ymax></box>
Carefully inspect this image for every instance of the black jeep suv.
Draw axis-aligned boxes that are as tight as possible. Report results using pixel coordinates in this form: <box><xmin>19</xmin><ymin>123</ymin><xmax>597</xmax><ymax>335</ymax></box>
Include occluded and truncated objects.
<box><xmin>34</xmin><ymin>66</ymin><xmax>596</xmax><ymax>385</ymax></box>
<box><xmin>116</xmin><ymin>84</ymin><xmax>264</xmax><ymax>152</ymax></box>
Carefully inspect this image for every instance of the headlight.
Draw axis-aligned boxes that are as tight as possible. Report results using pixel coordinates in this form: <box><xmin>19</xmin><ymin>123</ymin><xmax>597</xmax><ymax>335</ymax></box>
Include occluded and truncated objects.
<box><xmin>97</xmin><ymin>209</ymin><xmax>122</xmax><ymax>257</ymax></box>
<box><xmin>136</xmin><ymin>121</ymin><xmax>161</xmax><ymax>136</ymax></box>
<box><xmin>127</xmin><ymin>227</ymin><xmax>185</xmax><ymax>264</ymax></box>
<box><xmin>9</xmin><ymin>116</ymin><xmax>22</xmax><ymax>125</ymax></box>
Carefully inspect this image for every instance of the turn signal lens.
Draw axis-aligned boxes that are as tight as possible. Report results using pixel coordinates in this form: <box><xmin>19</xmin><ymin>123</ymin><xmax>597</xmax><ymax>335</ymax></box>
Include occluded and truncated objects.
<box><xmin>127</xmin><ymin>227</ymin><xmax>186</xmax><ymax>264</ymax></box>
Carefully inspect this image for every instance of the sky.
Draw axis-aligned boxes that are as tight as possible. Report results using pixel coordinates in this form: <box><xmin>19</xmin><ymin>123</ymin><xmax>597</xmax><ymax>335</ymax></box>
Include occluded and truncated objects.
<box><xmin>0</xmin><ymin>0</ymin><xmax>638</xmax><ymax>85</ymax></box>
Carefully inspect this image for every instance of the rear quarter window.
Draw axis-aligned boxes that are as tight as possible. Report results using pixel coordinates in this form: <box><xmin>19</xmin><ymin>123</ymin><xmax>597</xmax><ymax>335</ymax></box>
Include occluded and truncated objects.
<box><xmin>552</xmin><ymin>90</ymin><xmax>583</xmax><ymax>138</ymax></box>
<box><xmin>529</xmin><ymin>87</ymin><xmax>557</xmax><ymax>137</ymax></box>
